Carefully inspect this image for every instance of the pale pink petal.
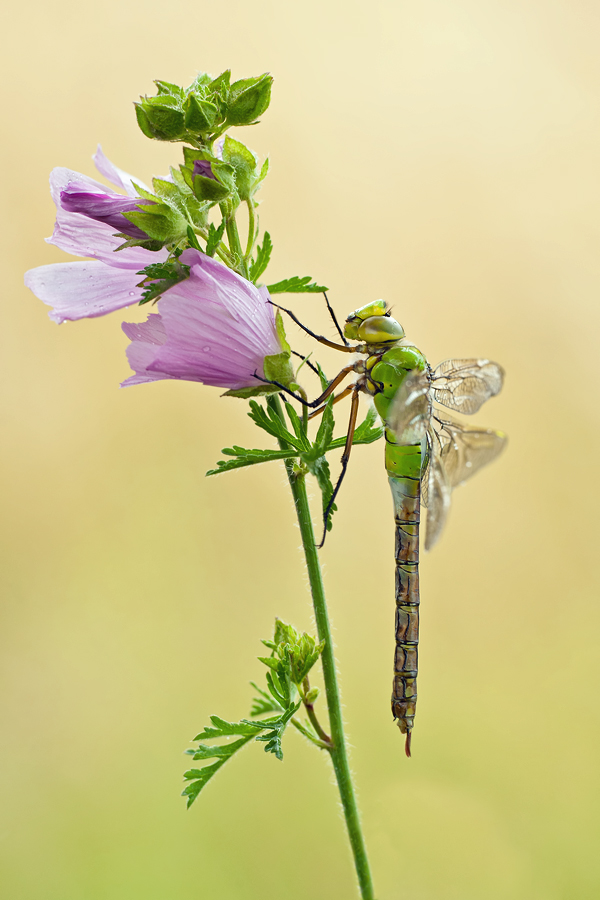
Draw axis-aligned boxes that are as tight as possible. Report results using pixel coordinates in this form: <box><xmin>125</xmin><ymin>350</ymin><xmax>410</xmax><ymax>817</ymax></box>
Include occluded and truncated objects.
<box><xmin>25</xmin><ymin>261</ymin><xmax>145</xmax><ymax>322</ymax></box>
<box><xmin>122</xmin><ymin>251</ymin><xmax>284</xmax><ymax>390</ymax></box>
<box><xmin>93</xmin><ymin>144</ymin><xmax>151</xmax><ymax>197</ymax></box>
<box><xmin>47</xmin><ymin>166</ymin><xmax>167</xmax><ymax>269</ymax></box>
<box><xmin>121</xmin><ymin>315</ymin><xmax>172</xmax><ymax>386</ymax></box>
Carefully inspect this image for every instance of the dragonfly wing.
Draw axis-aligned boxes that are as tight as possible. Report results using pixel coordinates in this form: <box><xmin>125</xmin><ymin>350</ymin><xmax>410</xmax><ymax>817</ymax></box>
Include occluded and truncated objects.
<box><xmin>424</xmin><ymin>433</ymin><xmax>451</xmax><ymax>550</ymax></box>
<box><xmin>386</xmin><ymin>369</ymin><xmax>432</xmax><ymax>444</ymax></box>
<box><xmin>432</xmin><ymin>358</ymin><xmax>504</xmax><ymax>415</ymax></box>
<box><xmin>437</xmin><ymin>415</ymin><xmax>507</xmax><ymax>487</ymax></box>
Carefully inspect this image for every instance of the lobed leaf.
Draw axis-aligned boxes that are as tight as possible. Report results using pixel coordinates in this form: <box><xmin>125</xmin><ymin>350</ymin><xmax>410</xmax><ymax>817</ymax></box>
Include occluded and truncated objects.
<box><xmin>267</xmin><ymin>275</ymin><xmax>329</xmax><ymax>294</ymax></box>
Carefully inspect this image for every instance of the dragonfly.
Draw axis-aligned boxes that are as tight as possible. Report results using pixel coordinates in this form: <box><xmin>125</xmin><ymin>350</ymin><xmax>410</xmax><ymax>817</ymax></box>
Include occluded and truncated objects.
<box><xmin>265</xmin><ymin>297</ymin><xmax>506</xmax><ymax>756</ymax></box>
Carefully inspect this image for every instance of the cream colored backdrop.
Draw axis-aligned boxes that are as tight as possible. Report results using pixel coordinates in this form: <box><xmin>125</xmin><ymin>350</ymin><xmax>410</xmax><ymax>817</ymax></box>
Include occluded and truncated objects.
<box><xmin>2</xmin><ymin>1</ymin><xmax>599</xmax><ymax>898</ymax></box>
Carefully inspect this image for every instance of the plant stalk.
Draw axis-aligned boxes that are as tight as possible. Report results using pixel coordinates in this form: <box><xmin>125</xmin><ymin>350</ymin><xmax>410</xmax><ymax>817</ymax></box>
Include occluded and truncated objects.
<box><xmin>269</xmin><ymin>395</ymin><xmax>376</xmax><ymax>900</ymax></box>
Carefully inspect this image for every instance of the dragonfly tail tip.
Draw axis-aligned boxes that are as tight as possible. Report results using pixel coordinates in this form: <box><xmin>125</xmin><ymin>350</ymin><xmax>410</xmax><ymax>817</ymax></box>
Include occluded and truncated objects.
<box><xmin>405</xmin><ymin>731</ymin><xmax>412</xmax><ymax>758</ymax></box>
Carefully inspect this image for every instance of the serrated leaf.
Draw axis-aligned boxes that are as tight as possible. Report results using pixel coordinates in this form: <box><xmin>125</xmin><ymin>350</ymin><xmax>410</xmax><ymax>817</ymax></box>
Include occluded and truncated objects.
<box><xmin>206</xmin><ymin>219</ymin><xmax>226</xmax><ymax>257</ymax></box>
<box><xmin>283</xmin><ymin>402</ymin><xmax>310</xmax><ymax>451</ymax></box>
<box><xmin>206</xmin><ymin>447</ymin><xmax>298</xmax><ymax>477</ymax></box>
<box><xmin>305</xmin><ymin>456</ymin><xmax>337</xmax><ymax>532</ymax></box>
<box><xmin>250</xmin><ymin>231</ymin><xmax>273</xmax><ymax>283</ymax></box>
<box><xmin>193</xmin><ymin>716</ymin><xmax>260</xmax><ymax>741</ymax></box>
<box><xmin>267</xmin><ymin>276</ymin><xmax>329</xmax><ymax>294</ymax></box>
<box><xmin>247</xmin><ymin>401</ymin><xmax>303</xmax><ymax>450</ymax></box>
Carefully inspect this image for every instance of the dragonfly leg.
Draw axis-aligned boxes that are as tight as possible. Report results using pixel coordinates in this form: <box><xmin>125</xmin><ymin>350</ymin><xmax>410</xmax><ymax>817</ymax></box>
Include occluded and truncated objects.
<box><xmin>307</xmin><ymin>385</ymin><xmax>354</xmax><ymax>420</ymax></box>
<box><xmin>317</xmin><ymin>384</ymin><xmax>361</xmax><ymax>549</ymax></box>
<box><xmin>253</xmin><ymin>363</ymin><xmax>357</xmax><ymax>408</ymax></box>
<box><xmin>268</xmin><ymin>300</ymin><xmax>356</xmax><ymax>353</ymax></box>
<box><xmin>321</xmin><ymin>291</ymin><xmax>349</xmax><ymax>346</ymax></box>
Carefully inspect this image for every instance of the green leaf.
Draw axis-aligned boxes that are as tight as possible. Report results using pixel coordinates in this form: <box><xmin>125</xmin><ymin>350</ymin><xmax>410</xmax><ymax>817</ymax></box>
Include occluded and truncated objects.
<box><xmin>136</xmin><ymin>260</ymin><xmax>190</xmax><ymax>305</ymax></box>
<box><xmin>249</xmin><ymin>682</ymin><xmax>283</xmax><ymax>717</ymax></box>
<box><xmin>250</xmin><ymin>231</ymin><xmax>272</xmax><ymax>282</ymax></box>
<box><xmin>242</xmin><ymin>701</ymin><xmax>300</xmax><ymax>761</ymax></box>
<box><xmin>205</xmin><ymin>219</ymin><xmax>226</xmax><ymax>257</ymax></box>
<box><xmin>267</xmin><ymin>276</ymin><xmax>329</xmax><ymax>294</ymax></box>
<box><xmin>247</xmin><ymin>401</ymin><xmax>304</xmax><ymax>450</ymax></box>
<box><xmin>193</xmin><ymin>716</ymin><xmax>260</xmax><ymax>741</ymax></box>
<box><xmin>303</xmin><ymin>397</ymin><xmax>334</xmax><ymax>460</ymax></box>
<box><xmin>186</xmin><ymin>226</ymin><xmax>201</xmax><ymax>251</ymax></box>
<box><xmin>305</xmin><ymin>456</ymin><xmax>337</xmax><ymax>532</ymax></box>
<box><xmin>328</xmin><ymin>405</ymin><xmax>383</xmax><ymax>450</ymax></box>
<box><xmin>206</xmin><ymin>447</ymin><xmax>299</xmax><ymax>477</ymax></box>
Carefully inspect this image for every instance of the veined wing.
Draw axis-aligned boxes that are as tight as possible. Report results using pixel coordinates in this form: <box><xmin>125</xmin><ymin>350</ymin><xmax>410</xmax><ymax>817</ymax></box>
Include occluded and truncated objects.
<box><xmin>386</xmin><ymin>369</ymin><xmax>432</xmax><ymax>444</ymax></box>
<box><xmin>431</xmin><ymin>358</ymin><xmax>504</xmax><ymax>415</ymax></box>
<box><xmin>435</xmin><ymin>413</ymin><xmax>507</xmax><ymax>487</ymax></box>
<box><xmin>422</xmin><ymin>414</ymin><xmax>507</xmax><ymax>548</ymax></box>
<box><xmin>422</xmin><ymin>433</ymin><xmax>451</xmax><ymax>550</ymax></box>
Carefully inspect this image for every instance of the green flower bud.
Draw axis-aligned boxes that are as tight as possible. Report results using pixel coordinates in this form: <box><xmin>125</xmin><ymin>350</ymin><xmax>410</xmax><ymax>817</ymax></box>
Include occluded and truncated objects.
<box><xmin>226</xmin><ymin>73</ymin><xmax>273</xmax><ymax>126</ymax></box>
<box><xmin>184</xmin><ymin>94</ymin><xmax>218</xmax><ymax>134</ymax></box>
<box><xmin>134</xmin><ymin>95</ymin><xmax>186</xmax><ymax>141</ymax></box>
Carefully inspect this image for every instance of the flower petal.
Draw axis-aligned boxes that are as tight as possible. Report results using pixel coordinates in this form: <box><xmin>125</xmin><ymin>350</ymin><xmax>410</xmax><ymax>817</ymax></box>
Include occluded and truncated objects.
<box><xmin>25</xmin><ymin>261</ymin><xmax>145</xmax><ymax>322</ymax></box>
<box><xmin>93</xmin><ymin>144</ymin><xmax>151</xmax><ymax>197</ymax></box>
<box><xmin>47</xmin><ymin>167</ymin><xmax>167</xmax><ymax>269</ymax></box>
<box><xmin>121</xmin><ymin>315</ymin><xmax>172</xmax><ymax>386</ymax></box>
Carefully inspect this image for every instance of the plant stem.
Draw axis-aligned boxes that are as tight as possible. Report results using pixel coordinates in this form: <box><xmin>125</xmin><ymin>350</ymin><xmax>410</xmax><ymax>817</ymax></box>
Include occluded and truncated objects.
<box><xmin>268</xmin><ymin>396</ymin><xmax>376</xmax><ymax>900</ymax></box>
<box><xmin>245</xmin><ymin>199</ymin><xmax>257</xmax><ymax>260</ymax></box>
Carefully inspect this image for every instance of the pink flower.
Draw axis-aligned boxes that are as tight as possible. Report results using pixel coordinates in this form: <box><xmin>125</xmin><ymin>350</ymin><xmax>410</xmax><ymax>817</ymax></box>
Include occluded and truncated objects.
<box><xmin>24</xmin><ymin>146</ymin><xmax>168</xmax><ymax>323</ymax></box>
<box><xmin>121</xmin><ymin>249</ymin><xmax>285</xmax><ymax>391</ymax></box>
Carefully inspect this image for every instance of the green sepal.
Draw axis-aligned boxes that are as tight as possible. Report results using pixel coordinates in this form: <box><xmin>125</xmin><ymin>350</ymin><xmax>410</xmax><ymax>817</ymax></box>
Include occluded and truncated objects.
<box><xmin>191</xmin><ymin>173</ymin><xmax>231</xmax><ymax>202</ymax></box>
<box><xmin>154</xmin><ymin>79</ymin><xmax>185</xmax><ymax>98</ymax></box>
<box><xmin>184</xmin><ymin>93</ymin><xmax>217</xmax><ymax>133</ymax></box>
<box><xmin>186</xmin><ymin>71</ymin><xmax>215</xmax><ymax>94</ymax></box>
<box><xmin>222</xmin><ymin>383</ymin><xmax>280</xmax><ymax>399</ymax></box>
<box><xmin>123</xmin><ymin>200</ymin><xmax>187</xmax><ymax>243</ymax></box>
<box><xmin>263</xmin><ymin>350</ymin><xmax>294</xmax><ymax>389</ymax></box>
<box><xmin>267</xmin><ymin>275</ymin><xmax>329</xmax><ymax>294</ymax></box>
<box><xmin>227</xmin><ymin>73</ymin><xmax>273</xmax><ymax>125</ymax></box>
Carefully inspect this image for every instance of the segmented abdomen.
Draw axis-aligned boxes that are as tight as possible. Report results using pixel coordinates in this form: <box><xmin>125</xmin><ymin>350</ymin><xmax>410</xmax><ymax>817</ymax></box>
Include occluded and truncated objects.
<box><xmin>389</xmin><ymin>474</ymin><xmax>420</xmax><ymax>756</ymax></box>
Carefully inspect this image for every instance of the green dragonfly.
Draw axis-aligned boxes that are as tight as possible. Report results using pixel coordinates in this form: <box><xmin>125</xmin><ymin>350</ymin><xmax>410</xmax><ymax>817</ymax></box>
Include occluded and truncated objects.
<box><xmin>268</xmin><ymin>297</ymin><xmax>506</xmax><ymax>756</ymax></box>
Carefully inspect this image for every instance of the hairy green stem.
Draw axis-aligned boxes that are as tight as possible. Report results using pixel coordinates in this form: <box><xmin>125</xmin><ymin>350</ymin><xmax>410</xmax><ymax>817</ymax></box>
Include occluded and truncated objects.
<box><xmin>268</xmin><ymin>396</ymin><xmax>376</xmax><ymax>900</ymax></box>
<box><xmin>245</xmin><ymin>199</ymin><xmax>257</xmax><ymax>260</ymax></box>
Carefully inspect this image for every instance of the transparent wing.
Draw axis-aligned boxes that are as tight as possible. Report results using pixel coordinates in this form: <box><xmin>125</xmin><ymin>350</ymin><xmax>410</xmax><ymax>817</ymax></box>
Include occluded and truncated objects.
<box><xmin>422</xmin><ymin>414</ymin><xmax>507</xmax><ymax>548</ymax></box>
<box><xmin>423</xmin><ymin>430</ymin><xmax>451</xmax><ymax>551</ymax></box>
<box><xmin>431</xmin><ymin>358</ymin><xmax>504</xmax><ymax>415</ymax></box>
<box><xmin>386</xmin><ymin>369</ymin><xmax>432</xmax><ymax>444</ymax></box>
<box><xmin>435</xmin><ymin>413</ymin><xmax>507</xmax><ymax>487</ymax></box>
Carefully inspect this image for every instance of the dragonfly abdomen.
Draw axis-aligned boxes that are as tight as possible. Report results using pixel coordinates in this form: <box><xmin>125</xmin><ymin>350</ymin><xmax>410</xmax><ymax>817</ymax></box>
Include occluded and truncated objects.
<box><xmin>389</xmin><ymin>471</ymin><xmax>421</xmax><ymax>758</ymax></box>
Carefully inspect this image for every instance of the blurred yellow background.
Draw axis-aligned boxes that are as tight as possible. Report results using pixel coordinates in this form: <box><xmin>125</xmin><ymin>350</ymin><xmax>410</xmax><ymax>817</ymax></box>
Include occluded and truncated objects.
<box><xmin>2</xmin><ymin>1</ymin><xmax>600</xmax><ymax>897</ymax></box>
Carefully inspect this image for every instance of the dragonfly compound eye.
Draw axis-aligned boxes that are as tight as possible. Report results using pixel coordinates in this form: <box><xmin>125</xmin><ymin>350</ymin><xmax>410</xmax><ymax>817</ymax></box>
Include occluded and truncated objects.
<box><xmin>356</xmin><ymin>315</ymin><xmax>405</xmax><ymax>344</ymax></box>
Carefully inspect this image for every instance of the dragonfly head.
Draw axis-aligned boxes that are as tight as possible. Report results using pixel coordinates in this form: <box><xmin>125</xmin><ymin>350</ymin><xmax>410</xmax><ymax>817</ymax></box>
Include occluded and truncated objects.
<box><xmin>344</xmin><ymin>300</ymin><xmax>405</xmax><ymax>345</ymax></box>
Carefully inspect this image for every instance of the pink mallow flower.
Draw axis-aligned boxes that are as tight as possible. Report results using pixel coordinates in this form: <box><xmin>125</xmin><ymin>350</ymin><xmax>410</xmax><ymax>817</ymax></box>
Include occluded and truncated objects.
<box><xmin>24</xmin><ymin>146</ymin><xmax>168</xmax><ymax>323</ymax></box>
<box><xmin>121</xmin><ymin>249</ymin><xmax>285</xmax><ymax>391</ymax></box>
